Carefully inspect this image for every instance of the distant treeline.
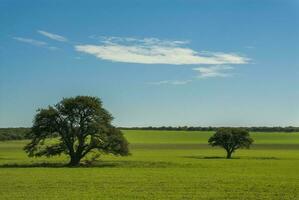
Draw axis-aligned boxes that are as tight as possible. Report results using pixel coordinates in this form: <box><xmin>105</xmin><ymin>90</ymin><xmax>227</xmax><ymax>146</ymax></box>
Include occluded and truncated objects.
<box><xmin>0</xmin><ymin>128</ymin><xmax>31</xmax><ymax>141</ymax></box>
<box><xmin>120</xmin><ymin>126</ymin><xmax>299</xmax><ymax>132</ymax></box>
<box><xmin>1</xmin><ymin>126</ymin><xmax>299</xmax><ymax>141</ymax></box>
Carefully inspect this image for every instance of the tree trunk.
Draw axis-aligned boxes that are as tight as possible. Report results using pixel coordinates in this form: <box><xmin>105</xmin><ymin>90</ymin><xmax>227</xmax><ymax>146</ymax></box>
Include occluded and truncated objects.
<box><xmin>68</xmin><ymin>155</ymin><xmax>81</xmax><ymax>166</ymax></box>
<box><xmin>226</xmin><ymin>150</ymin><xmax>233</xmax><ymax>159</ymax></box>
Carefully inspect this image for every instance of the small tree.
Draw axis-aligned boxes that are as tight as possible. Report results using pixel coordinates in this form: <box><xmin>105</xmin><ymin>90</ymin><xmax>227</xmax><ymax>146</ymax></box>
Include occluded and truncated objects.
<box><xmin>208</xmin><ymin>128</ymin><xmax>253</xmax><ymax>159</ymax></box>
<box><xmin>24</xmin><ymin>96</ymin><xmax>129</xmax><ymax>166</ymax></box>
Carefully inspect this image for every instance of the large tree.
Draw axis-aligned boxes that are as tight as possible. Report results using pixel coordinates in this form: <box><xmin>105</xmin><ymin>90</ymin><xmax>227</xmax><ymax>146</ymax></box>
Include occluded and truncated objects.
<box><xmin>24</xmin><ymin>96</ymin><xmax>129</xmax><ymax>166</ymax></box>
<box><xmin>208</xmin><ymin>128</ymin><xmax>253</xmax><ymax>159</ymax></box>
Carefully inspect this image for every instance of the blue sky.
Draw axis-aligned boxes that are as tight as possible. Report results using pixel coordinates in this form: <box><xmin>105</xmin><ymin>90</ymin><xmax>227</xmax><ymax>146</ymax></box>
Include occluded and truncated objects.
<box><xmin>0</xmin><ymin>0</ymin><xmax>299</xmax><ymax>127</ymax></box>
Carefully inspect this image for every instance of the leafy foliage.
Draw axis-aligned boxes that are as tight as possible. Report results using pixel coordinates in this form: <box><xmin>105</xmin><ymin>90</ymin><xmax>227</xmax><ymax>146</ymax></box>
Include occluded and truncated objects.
<box><xmin>24</xmin><ymin>96</ymin><xmax>129</xmax><ymax>166</ymax></box>
<box><xmin>208</xmin><ymin>128</ymin><xmax>253</xmax><ymax>159</ymax></box>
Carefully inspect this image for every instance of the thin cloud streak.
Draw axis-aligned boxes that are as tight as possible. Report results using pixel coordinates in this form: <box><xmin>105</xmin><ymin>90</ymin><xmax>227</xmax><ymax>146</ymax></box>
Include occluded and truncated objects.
<box><xmin>37</xmin><ymin>30</ymin><xmax>68</xmax><ymax>42</ymax></box>
<box><xmin>13</xmin><ymin>37</ymin><xmax>47</xmax><ymax>46</ymax></box>
<box><xmin>149</xmin><ymin>80</ymin><xmax>192</xmax><ymax>85</ymax></box>
<box><xmin>13</xmin><ymin>37</ymin><xmax>59</xmax><ymax>51</ymax></box>
<box><xmin>193</xmin><ymin>65</ymin><xmax>234</xmax><ymax>78</ymax></box>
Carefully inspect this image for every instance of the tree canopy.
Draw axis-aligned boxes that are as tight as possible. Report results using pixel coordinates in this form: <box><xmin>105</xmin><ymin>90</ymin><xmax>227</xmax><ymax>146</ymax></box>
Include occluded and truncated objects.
<box><xmin>208</xmin><ymin>128</ymin><xmax>253</xmax><ymax>159</ymax></box>
<box><xmin>24</xmin><ymin>96</ymin><xmax>129</xmax><ymax>166</ymax></box>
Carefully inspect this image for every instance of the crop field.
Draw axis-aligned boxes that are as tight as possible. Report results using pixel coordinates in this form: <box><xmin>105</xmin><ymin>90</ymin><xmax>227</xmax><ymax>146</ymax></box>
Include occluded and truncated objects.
<box><xmin>1</xmin><ymin>130</ymin><xmax>299</xmax><ymax>200</ymax></box>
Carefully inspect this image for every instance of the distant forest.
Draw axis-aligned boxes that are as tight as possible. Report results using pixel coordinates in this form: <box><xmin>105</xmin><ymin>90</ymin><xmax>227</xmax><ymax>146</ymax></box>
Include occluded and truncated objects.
<box><xmin>120</xmin><ymin>126</ymin><xmax>299</xmax><ymax>132</ymax></box>
<box><xmin>1</xmin><ymin>126</ymin><xmax>299</xmax><ymax>141</ymax></box>
<box><xmin>0</xmin><ymin>128</ymin><xmax>31</xmax><ymax>141</ymax></box>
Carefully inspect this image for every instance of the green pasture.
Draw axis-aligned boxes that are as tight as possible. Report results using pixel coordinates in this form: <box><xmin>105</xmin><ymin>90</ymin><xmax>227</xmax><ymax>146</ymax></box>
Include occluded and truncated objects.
<box><xmin>0</xmin><ymin>130</ymin><xmax>299</xmax><ymax>199</ymax></box>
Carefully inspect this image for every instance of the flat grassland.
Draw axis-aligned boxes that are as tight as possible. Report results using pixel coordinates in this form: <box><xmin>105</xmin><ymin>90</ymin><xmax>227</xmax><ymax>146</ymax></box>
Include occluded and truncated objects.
<box><xmin>0</xmin><ymin>130</ymin><xmax>299</xmax><ymax>199</ymax></box>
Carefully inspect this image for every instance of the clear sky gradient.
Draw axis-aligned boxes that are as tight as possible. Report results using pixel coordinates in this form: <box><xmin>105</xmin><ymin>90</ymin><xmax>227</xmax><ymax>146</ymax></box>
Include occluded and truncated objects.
<box><xmin>0</xmin><ymin>0</ymin><xmax>298</xmax><ymax>127</ymax></box>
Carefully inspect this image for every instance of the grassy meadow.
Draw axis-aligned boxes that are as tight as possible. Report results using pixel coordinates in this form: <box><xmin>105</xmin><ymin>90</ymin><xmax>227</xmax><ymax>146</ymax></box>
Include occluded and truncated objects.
<box><xmin>0</xmin><ymin>130</ymin><xmax>299</xmax><ymax>199</ymax></box>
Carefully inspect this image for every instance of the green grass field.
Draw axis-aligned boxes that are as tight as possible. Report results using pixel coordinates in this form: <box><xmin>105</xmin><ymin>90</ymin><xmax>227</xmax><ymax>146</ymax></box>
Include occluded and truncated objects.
<box><xmin>1</xmin><ymin>130</ymin><xmax>299</xmax><ymax>199</ymax></box>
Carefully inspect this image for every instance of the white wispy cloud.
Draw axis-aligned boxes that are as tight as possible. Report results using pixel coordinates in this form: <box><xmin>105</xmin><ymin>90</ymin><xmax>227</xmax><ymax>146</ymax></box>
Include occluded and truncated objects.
<box><xmin>149</xmin><ymin>80</ymin><xmax>192</xmax><ymax>85</ymax></box>
<box><xmin>245</xmin><ymin>46</ymin><xmax>255</xmax><ymax>49</ymax></box>
<box><xmin>48</xmin><ymin>46</ymin><xmax>60</xmax><ymax>51</ymax></box>
<box><xmin>97</xmin><ymin>36</ymin><xmax>190</xmax><ymax>46</ymax></box>
<box><xmin>13</xmin><ymin>34</ymin><xmax>249</xmax><ymax>82</ymax></box>
<box><xmin>13</xmin><ymin>37</ymin><xmax>59</xmax><ymax>51</ymax></box>
<box><xmin>75</xmin><ymin>37</ymin><xmax>249</xmax><ymax>65</ymax></box>
<box><xmin>13</xmin><ymin>37</ymin><xmax>47</xmax><ymax>46</ymax></box>
<box><xmin>193</xmin><ymin>65</ymin><xmax>234</xmax><ymax>78</ymax></box>
<box><xmin>37</xmin><ymin>30</ymin><xmax>67</xmax><ymax>42</ymax></box>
